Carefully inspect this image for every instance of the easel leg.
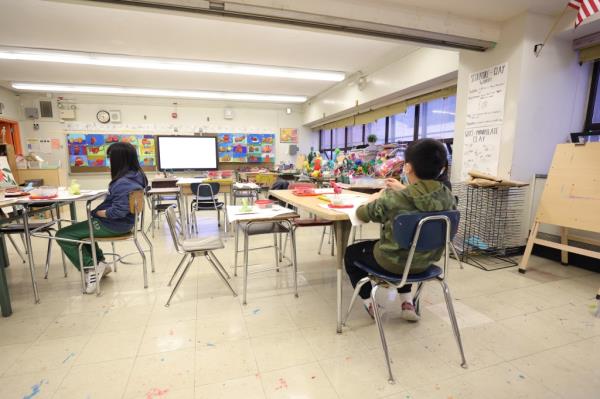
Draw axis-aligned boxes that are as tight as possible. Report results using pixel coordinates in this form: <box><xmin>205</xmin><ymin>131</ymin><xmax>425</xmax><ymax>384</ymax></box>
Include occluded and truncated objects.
<box><xmin>560</xmin><ymin>227</ymin><xmax>569</xmax><ymax>265</ymax></box>
<box><xmin>595</xmin><ymin>289</ymin><xmax>600</xmax><ymax>318</ymax></box>
<box><xmin>519</xmin><ymin>222</ymin><xmax>540</xmax><ymax>274</ymax></box>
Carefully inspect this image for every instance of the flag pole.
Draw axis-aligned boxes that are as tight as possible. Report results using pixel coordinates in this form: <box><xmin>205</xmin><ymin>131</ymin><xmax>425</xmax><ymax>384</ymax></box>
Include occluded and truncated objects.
<box><xmin>534</xmin><ymin>5</ymin><xmax>571</xmax><ymax>57</ymax></box>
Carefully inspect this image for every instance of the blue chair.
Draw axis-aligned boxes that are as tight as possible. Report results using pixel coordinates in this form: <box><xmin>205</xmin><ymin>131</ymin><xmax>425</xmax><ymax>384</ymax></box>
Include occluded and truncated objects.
<box><xmin>190</xmin><ymin>182</ymin><xmax>224</xmax><ymax>230</ymax></box>
<box><xmin>343</xmin><ymin>210</ymin><xmax>467</xmax><ymax>383</ymax></box>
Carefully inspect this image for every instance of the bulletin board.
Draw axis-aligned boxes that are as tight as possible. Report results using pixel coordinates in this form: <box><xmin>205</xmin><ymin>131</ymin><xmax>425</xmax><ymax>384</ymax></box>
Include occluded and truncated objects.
<box><xmin>67</xmin><ymin>133</ymin><xmax>157</xmax><ymax>174</ymax></box>
<box><xmin>217</xmin><ymin>133</ymin><xmax>275</xmax><ymax>163</ymax></box>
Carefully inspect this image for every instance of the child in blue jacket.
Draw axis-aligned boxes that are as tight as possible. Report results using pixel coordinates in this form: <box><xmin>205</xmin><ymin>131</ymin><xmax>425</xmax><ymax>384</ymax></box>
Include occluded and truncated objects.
<box><xmin>56</xmin><ymin>142</ymin><xmax>148</xmax><ymax>293</ymax></box>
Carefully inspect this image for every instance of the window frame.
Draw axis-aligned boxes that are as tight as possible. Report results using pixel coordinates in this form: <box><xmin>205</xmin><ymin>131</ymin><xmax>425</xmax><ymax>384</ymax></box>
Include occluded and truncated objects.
<box><xmin>584</xmin><ymin>60</ymin><xmax>600</xmax><ymax>132</ymax></box>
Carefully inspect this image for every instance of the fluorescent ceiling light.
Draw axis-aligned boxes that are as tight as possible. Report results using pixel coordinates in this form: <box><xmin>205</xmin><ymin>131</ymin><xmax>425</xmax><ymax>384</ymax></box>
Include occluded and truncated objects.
<box><xmin>11</xmin><ymin>82</ymin><xmax>307</xmax><ymax>103</ymax></box>
<box><xmin>0</xmin><ymin>46</ymin><xmax>345</xmax><ymax>82</ymax></box>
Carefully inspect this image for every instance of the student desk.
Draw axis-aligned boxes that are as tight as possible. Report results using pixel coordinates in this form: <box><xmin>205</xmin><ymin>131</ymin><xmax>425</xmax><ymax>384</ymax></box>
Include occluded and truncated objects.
<box><xmin>268</xmin><ymin>189</ymin><xmax>369</xmax><ymax>333</ymax></box>
<box><xmin>175</xmin><ymin>178</ymin><xmax>234</xmax><ymax>236</ymax></box>
<box><xmin>0</xmin><ymin>191</ymin><xmax>105</xmax><ymax>316</ymax></box>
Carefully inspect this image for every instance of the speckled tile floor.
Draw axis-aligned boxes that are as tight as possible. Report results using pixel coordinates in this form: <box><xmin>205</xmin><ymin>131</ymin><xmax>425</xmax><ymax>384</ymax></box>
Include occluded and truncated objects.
<box><xmin>1</xmin><ymin>209</ymin><xmax>599</xmax><ymax>399</ymax></box>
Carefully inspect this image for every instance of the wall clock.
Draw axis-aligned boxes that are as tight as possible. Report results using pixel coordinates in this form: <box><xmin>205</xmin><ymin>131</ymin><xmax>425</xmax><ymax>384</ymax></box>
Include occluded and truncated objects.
<box><xmin>96</xmin><ymin>110</ymin><xmax>110</xmax><ymax>124</ymax></box>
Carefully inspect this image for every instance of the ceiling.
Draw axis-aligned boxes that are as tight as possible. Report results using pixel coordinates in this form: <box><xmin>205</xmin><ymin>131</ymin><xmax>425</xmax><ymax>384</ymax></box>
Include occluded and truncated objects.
<box><xmin>0</xmin><ymin>0</ymin><xmax>584</xmax><ymax>103</ymax></box>
<box><xmin>0</xmin><ymin>0</ymin><xmax>418</xmax><ymax>99</ymax></box>
<box><xmin>377</xmin><ymin>0</ymin><xmax>570</xmax><ymax>22</ymax></box>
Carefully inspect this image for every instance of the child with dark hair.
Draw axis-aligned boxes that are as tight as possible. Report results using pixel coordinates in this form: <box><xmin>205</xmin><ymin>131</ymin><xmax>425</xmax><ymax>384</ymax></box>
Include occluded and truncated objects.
<box><xmin>345</xmin><ymin>139</ymin><xmax>456</xmax><ymax>321</ymax></box>
<box><xmin>56</xmin><ymin>142</ymin><xmax>148</xmax><ymax>293</ymax></box>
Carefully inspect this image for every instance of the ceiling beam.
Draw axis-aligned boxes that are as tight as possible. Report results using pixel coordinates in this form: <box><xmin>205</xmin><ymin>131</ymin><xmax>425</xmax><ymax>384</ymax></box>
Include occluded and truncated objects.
<box><xmin>83</xmin><ymin>0</ymin><xmax>496</xmax><ymax>51</ymax></box>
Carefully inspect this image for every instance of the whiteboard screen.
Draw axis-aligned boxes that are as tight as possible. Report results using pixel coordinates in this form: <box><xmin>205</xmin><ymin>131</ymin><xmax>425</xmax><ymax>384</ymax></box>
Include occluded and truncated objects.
<box><xmin>157</xmin><ymin>136</ymin><xmax>218</xmax><ymax>171</ymax></box>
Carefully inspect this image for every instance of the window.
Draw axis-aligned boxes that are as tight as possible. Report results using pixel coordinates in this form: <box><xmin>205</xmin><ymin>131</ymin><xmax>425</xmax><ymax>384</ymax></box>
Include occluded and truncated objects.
<box><xmin>389</xmin><ymin>105</ymin><xmax>416</xmax><ymax>143</ymax></box>
<box><xmin>319</xmin><ymin>129</ymin><xmax>333</xmax><ymax>159</ymax></box>
<box><xmin>365</xmin><ymin>118</ymin><xmax>387</xmax><ymax>144</ymax></box>
<box><xmin>418</xmin><ymin>96</ymin><xmax>456</xmax><ymax>140</ymax></box>
<box><xmin>332</xmin><ymin>127</ymin><xmax>346</xmax><ymax>150</ymax></box>
<box><xmin>347</xmin><ymin>124</ymin><xmax>364</xmax><ymax>147</ymax></box>
<box><xmin>585</xmin><ymin>61</ymin><xmax>600</xmax><ymax>131</ymax></box>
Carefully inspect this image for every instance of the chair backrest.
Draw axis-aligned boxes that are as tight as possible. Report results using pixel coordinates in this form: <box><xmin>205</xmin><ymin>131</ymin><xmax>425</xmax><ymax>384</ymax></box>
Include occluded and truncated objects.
<box><xmin>191</xmin><ymin>182</ymin><xmax>220</xmax><ymax>197</ymax></box>
<box><xmin>129</xmin><ymin>190</ymin><xmax>145</xmax><ymax>215</ymax></box>
<box><xmin>392</xmin><ymin>210</ymin><xmax>460</xmax><ymax>251</ymax></box>
<box><xmin>165</xmin><ymin>205</ymin><xmax>183</xmax><ymax>252</ymax></box>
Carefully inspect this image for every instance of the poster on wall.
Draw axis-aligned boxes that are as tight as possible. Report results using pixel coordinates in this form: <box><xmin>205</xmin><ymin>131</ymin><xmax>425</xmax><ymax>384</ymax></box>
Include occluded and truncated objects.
<box><xmin>280</xmin><ymin>128</ymin><xmax>298</xmax><ymax>143</ymax></box>
<box><xmin>218</xmin><ymin>133</ymin><xmax>275</xmax><ymax>163</ymax></box>
<box><xmin>0</xmin><ymin>156</ymin><xmax>18</xmax><ymax>187</ymax></box>
<box><xmin>461</xmin><ymin>63</ymin><xmax>508</xmax><ymax>180</ymax></box>
<box><xmin>67</xmin><ymin>133</ymin><xmax>156</xmax><ymax>173</ymax></box>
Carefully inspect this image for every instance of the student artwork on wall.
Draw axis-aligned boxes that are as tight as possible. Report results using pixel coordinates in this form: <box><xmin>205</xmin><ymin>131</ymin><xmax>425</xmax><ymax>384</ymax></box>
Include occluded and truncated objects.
<box><xmin>67</xmin><ymin>133</ymin><xmax>156</xmax><ymax>173</ymax></box>
<box><xmin>280</xmin><ymin>128</ymin><xmax>298</xmax><ymax>143</ymax></box>
<box><xmin>218</xmin><ymin>133</ymin><xmax>275</xmax><ymax>163</ymax></box>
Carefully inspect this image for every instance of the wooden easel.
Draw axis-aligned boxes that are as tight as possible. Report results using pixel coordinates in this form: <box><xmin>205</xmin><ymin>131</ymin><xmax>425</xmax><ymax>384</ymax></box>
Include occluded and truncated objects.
<box><xmin>519</xmin><ymin>143</ymin><xmax>600</xmax><ymax>317</ymax></box>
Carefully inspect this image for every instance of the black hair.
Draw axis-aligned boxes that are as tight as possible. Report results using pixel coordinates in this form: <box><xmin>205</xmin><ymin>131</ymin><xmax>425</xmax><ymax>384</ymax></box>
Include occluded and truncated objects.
<box><xmin>404</xmin><ymin>138</ymin><xmax>448</xmax><ymax>180</ymax></box>
<box><xmin>106</xmin><ymin>142</ymin><xmax>148</xmax><ymax>186</ymax></box>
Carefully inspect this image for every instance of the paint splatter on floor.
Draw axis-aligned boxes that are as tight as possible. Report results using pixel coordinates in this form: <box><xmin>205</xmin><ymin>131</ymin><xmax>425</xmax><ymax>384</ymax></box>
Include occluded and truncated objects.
<box><xmin>168</xmin><ymin>329</ymin><xmax>175</xmax><ymax>336</ymax></box>
<box><xmin>206</xmin><ymin>342</ymin><xmax>216</xmax><ymax>347</ymax></box>
<box><xmin>62</xmin><ymin>352</ymin><xmax>76</xmax><ymax>364</ymax></box>
<box><xmin>252</xmin><ymin>308</ymin><xmax>261</xmax><ymax>315</ymax></box>
<box><xmin>519</xmin><ymin>374</ymin><xmax>526</xmax><ymax>379</ymax></box>
<box><xmin>275</xmin><ymin>378</ymin><xmax>288</xmax><ymax>390</ymax></box>
<box><xmin>146</xmin><ymin>387</ymin><xmax>169</xmax><ymax>399</ymax></box>
<box><xmin>23</xmin><ymin>379</ymin><xmax>47</xmax><ymax>399</ymax></box>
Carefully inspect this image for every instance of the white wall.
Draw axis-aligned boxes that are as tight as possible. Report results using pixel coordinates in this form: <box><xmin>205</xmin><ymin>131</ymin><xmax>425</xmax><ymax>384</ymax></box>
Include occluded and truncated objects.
<box><xmin>0</xmin><ymin>86</ymin><xmax>21</xmax><ymax>120</ymax></box>
<box><xmin>16</xmin><ymin>94</ymin><xmax>315</xmax><ymax>189</ymax></box>
<box><xmin>304</xmin><ymin>47</ymin><xmax>459</xmax><ymax>126</ymax></box>
<box><xmin>453</xmin><ymin>12</ymin><xmax>589</xmax><ymax>182</ymax></box>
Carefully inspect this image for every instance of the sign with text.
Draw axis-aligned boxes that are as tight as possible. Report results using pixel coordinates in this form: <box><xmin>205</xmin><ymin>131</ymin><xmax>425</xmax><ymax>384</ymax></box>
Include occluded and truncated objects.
<box><xmin>461</xmin><ymin>63</ymin><xmax>508</xmax><ymax>179</ymax></box>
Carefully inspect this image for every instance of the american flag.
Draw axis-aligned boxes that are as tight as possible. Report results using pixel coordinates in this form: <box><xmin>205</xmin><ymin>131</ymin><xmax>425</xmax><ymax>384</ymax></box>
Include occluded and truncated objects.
<box><xmin>568</xmin><ymin>0</ymin><xmax>600</xmax><ymax>27</ymax></box>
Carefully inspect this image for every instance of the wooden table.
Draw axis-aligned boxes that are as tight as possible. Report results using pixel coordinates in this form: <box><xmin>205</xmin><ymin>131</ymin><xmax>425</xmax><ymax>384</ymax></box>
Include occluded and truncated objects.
<box><xmin>269</xmin><ymin>189</ymin><xmax>369</xmax><ymax>333</ymax></box>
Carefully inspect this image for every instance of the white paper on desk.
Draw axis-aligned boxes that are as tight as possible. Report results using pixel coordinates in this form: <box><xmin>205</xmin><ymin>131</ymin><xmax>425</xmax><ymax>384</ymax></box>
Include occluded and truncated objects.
<box><xmin>233</xmin><ymin>182</ymin><xmax>260</xmax><ymax>189</ymax></box>
<box><xmin>227</xmin><ymin>205</ymin><xmax>294</xmax><ymax>223</ymax></box>
<box><xmin>320</xmin><ymin>197</ymin><xmax>368</xmax><ymax>226</ymax></box>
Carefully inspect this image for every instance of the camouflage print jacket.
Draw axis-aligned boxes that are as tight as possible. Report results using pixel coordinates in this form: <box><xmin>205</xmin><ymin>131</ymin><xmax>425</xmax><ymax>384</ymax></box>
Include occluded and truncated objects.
<box><xmin>356</xmin><ymin>180</ymin><xmax>456</xmax><ymax>275</ymax></box>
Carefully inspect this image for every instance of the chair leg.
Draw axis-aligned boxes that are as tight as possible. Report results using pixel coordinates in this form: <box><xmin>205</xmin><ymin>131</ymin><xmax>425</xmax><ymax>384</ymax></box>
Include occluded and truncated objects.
<box><xmin>7</xmin><ymin>235</ymin><xmax>26</xmax><ymax>263</ymax></box>
<box><xmin>205</xmin><ymin>252</ymin><xmax>237</xmax><ymax>297</ymax></box>
<box><xmin>273</xmin><ymin>233</ymin><xmax>280</xmax><ymax>273</ymax></box>
<box><xmin>343</xmin><ymin>277</ymin><xmax>371</xmax><ymax>326</ymax></box>
<box><xmin>371</xmin><ymin>284</ymin><xmax>395</xmax><ymax>384</ymax></box>
<box><xmin>207</xmin><ymin>251</ymin><xmax>230</xmax><ymax>279</ymax></box>
<box><xmin>165</xmin><ymin>255</ymin><xmax>195</xmax><ymax>307</ymax></box>
<box><xmin>351</xmin><ymin>226</ymin><xmax>357</xmax><ymax>244</ymax></box>
<box><xmin>413</xmin><ymin>282</ymin><xmax>425</xmax><ymax>316</ymax></box>
<box><xmin>111</xmin><ymin>242</ymin><xmax>118</xmax><ymax>272</ymax></box>
<box><xmin>44</xmin><ymin>232</ymin><xmax>53</xmax><ymax>279</ymax></box>
<box><xmin>242</xmin><ymin>228</ymin><xmax>249</xmax><ymax>305</ymax></box>
<box><xmin>318</xmin><ymin>226</ymin><xmax>326</xmax><ymax>255</ymax></box>
<box><xmin>330</xmin><ymin>226</ymin><xmax>335</xmax><ymax>256</ymax></box>
<box><xmin>141</xmin><ymin>230</ymin><xmax>155</xmax><ymax>272</ymax></box>
<box><xmin>439</xmin><ymin>279</ymin><xmax>468</xmax><ymax>369</ymax></box>
<box><xmin>289</xmin><ymin>224</ymin><xmax>299</xmax><ymax>298</ymax></box>
<box><xmin>278</xmin><ymin>233</ymin><xmax>283</xmax><ymax>263</ymax></box>
<box><xmin>133</xmin><ymin>237</ymin><xmax>148</xmax><ymax>289</ymax></box>
<box><xmin>234</xmin><ymin>222</ymin><xmax>239</xmax><ymax>277</ymax></box>
<box><xmin>20</xmin><ymin>233</ymin><xmax>27</xmax><ymax>254</ymax></box>
<box><xmin>168</xmin><ymin>253</ymin><xmax>189</xmax><ymax>287</ymax></box>
<box><xmin>450</xmin><ymin>242</ymin><xmax>463</xmax><ymax>269</ymax></box>
<box><xmin>78</xmin><ymin>244</ymin><xmax>86</xmax><ymax>293</ymax></box>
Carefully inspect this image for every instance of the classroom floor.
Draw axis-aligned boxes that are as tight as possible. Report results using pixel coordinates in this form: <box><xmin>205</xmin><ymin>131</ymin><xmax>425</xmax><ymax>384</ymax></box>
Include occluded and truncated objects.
<box><xmin>1</xmin><ymin>213</ymin><xmax>599</xmax><ymax>399</ymax></box>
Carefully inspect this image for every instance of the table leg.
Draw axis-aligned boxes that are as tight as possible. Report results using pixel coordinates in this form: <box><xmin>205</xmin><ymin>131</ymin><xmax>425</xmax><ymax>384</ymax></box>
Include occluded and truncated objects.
<box><xmin>179</xmin><ymin>193</ymin><xmax>190</xmax><ymax>238</ymax></box>
<box><xmin>334</xmin><ymin>220</ymin><xmax>352</xmax><ymax>333</ymax></box>
<box><xmin>22</xmin><ymin>206</ymin><xmax>40</xmax><ymax>303</ymax></box>
<box><xmin>223</xmin><ymin>191</ymin><xmax>229</xmax><ymax>235</ymax></box>
<box><xmin>0</xmin><ymin>234</ymin><xmax>12</xmax><ymax>317</ymax></box>
<box><xmin>69</xmin><ymin>202</ymin><xmax>77</xmax><ymax>221</ymax></box>
<box><xmin>55</xmin><ymin>203</ymin><xmax>68</xmax><ymax>277</ymax></box>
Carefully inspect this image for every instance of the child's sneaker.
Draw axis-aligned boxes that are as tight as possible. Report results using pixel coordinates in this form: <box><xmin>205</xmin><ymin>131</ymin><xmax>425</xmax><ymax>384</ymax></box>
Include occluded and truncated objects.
<box><xmin>100</xmin><ymin>261</ymin><xmax>113</xmax><ymax>276</ymax></box>
<box><xmin>400</xmin><ymin>301</ymin><xmax>420</xmax><ymax>322</ymax></box>
<box><xmin>84</xmin><ymin>262</ymin><xmax>106</xmax><ymax>294</ymax></box>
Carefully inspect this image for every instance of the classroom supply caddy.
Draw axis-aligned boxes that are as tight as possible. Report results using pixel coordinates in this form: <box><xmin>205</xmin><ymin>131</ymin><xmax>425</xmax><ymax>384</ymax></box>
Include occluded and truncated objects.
<box><xmin>453</xmin><ymin>176</ymin><xmax>528</xmax><ymax>271</ymax></box>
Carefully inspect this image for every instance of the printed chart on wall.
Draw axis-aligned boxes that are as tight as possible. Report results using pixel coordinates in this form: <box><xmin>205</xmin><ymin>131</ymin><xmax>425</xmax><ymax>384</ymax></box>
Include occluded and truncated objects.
<box><xmin>218</xmin><ymin>133</ymin><xmax>275</xmax><ymax>163</ymax></box>
<box><xmin>461</xmin><ymin>63</ymin><xmax>507</xmax><ymax>180</ymax></box>
<box><xmin>67</xmin><ymin>133</ymin><xmax>156</xmax><ymax>173</ymax></box>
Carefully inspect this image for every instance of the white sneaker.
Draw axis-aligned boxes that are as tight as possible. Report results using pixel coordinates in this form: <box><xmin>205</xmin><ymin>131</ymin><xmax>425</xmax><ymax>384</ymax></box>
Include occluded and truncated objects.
<box><xmin>100</xmin><ymin>261</ymin><xmax>113</xmax><ymax>276</ymax></box>
<box><xmin>400</xmin><ymin>301</ymin><xmax>420</xmax><ymax>322</ymax></box>
<box><xmin>84</xmin><ymin>262</ymin><xmax>106</xmax><ymax>294</ymax></box>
